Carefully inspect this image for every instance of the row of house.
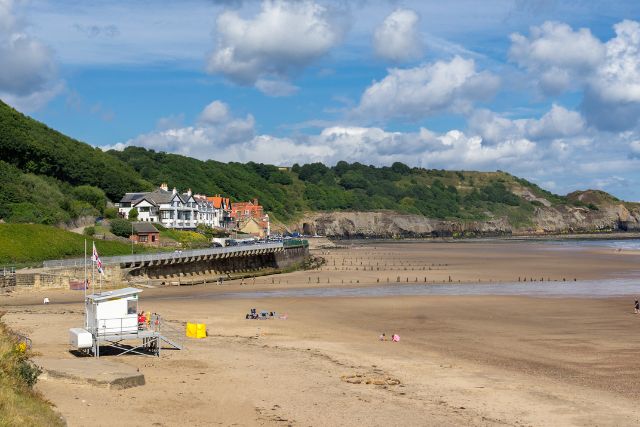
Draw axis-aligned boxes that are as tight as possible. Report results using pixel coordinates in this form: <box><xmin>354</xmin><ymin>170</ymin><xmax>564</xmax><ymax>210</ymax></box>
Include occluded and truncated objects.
<box><xmin>116</xmin><ymin>183</ymin><xmax>270</xmax><ymax>237</ymax></box>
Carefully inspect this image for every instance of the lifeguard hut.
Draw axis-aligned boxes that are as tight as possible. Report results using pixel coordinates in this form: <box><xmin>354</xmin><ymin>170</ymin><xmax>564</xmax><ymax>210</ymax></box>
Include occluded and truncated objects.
<box><xmin>69</xmin><ymin>287</ymin><xmax>182</xmax><ymax>357</ymax></box>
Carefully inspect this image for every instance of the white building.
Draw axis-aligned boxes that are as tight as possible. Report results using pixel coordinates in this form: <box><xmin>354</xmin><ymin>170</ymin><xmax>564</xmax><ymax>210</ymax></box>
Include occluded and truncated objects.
<box><xmin>118</xmin><ymin>184</ymin><xmax>234</xmax><ymax>230</ymax></box>
<box><xmin>118</xmin><ymin>184</ymin><xmax>199</xmax><ymax>229</ymax></box>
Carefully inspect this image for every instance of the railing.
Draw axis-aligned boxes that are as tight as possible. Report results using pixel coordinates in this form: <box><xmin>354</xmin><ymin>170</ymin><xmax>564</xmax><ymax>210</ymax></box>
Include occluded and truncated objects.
<box><xmin>43</xmin><ymin>242</ymin><xmax>284</xmax><ymax>268</ymax></box>
<box><xmin>90</xmin><ymin>316</ymin><xmax>140</xmax><ymax>337</ymax></box>
<box><xmin>283</xmin><ymin>239</ymin><xmax>309</xmax><ymax>248</ymax></box>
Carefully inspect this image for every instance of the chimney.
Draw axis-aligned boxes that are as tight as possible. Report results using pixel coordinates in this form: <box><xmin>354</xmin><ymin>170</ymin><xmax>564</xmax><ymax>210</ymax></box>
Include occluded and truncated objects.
<box><xmin>187</xmin><ymin>188</ymin><xmax>192</xmax><ymax>197</ymax></box>
<box><xmin>172</xmin><ymin>187</ymin><xmax>177</xmax><ymax>195</ymax></box>
<box><xmin>160</xmin><ymin>183</ymin><xmax>168</xmax><ymax>191</ymax></box>
<box><xmin>253</xmin><ymin>198</ymin><xmax>258</xmax><ymax>206</ymax></box>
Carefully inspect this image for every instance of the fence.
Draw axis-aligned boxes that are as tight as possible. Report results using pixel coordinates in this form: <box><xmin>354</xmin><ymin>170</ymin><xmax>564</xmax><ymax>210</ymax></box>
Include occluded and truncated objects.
<box><xmin>0</xmin><ymin>266</ymin><xmax>16</xmax><ymax>290</ymax></box>
<box><xmin>283</xmin><ymin>239</ymin><xmax>309</xmax><ymax>248</ymax></box>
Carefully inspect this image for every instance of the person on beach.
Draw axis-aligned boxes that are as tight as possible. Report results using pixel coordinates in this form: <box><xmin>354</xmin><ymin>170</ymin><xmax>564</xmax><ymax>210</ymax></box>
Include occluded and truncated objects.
<box><xmin>635</xmin><ymin>300</ymin><xmax>639</xmax><ymax>314</ymax></box>
<box><xmin>392</xmin><ymin>334</ymin><xmax>400</xmax><ymax>342</ymax></box>
<box><xmin>379</xmin><ymin>333</ymin><xmax>386</xmax><ymax>341</ymax></box>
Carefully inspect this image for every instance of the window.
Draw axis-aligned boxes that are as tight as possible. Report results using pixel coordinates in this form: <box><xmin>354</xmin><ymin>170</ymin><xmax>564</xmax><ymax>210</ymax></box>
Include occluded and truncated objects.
<box><xmin>139</xmin><ymin>235</ymin><xmax>148</xmax><ymax>242</ymax></box>
<box><xmin>127</xmin><ymin>299</ymin><xmax>137</xmax><ymax>315</ymax></box>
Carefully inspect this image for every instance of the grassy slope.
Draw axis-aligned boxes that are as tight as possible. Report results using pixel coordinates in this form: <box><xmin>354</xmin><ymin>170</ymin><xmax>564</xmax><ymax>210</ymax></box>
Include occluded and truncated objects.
<box><xmin>0</xmin><ymin>100</ymin><xmax>151</xmax><ymax>201</ymax></box>
<box><xmin>0</xmin><ymin>320</ymin><xmax>64</xmax><ymax>427</ymax></box>
<box><xmin>0</xmin><ymin>224</ymin><xmax>155</xmax><ymax>265</ymax></box>
<box><xmin>0</xmin><ymin>99</ymin><xmax>623</xmax><ymax>230</ymax></box>
<box><xmin>110</xmin><ymin>147</ymin><xmax>577</xmax><ymax>225</ymax></box>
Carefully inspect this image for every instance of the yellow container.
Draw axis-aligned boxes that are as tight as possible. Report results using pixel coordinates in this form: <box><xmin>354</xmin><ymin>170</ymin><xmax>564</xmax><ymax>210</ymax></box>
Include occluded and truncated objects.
<box><xmin>186</xmin><ymin>322</ymin><xmax>197</xmax><ymax>338</ymax></box>
<box><xmin>196</xmin><ymin>323</ymin><xmax>207</xmax><ymax>339</ymax></box>
<box><xmin>186</xmin><ymin>323</ymin><xmax>207</xmax><ymax>339</ymax></box>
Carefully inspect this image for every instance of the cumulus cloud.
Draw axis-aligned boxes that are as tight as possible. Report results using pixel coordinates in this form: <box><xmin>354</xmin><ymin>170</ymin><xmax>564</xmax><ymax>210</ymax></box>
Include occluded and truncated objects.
<box><xmin>113</xmin><ymin>102</ymin><xmax>542</xmax><ymax>173</ymax></box>
<box><xmin>198</xmin><ymin>100</ymin><xmax>230</xmax><ymax>125</ymax></box>
<box><xmin>582</xmin><ymin>20</ymin><xmax>640</xmax><ymax>131</ymax></box>
<box><xmin>592</xmin><ymin>20</ymin><xmax>640</xmax><ymax>104</ymax></box>
<box><xmin>509</xmin><ymin>21</ymin><xmax>605</xmax><ymax>94</ymax></box>
<box><xmin>630</xmin><ymin>140</ymin><xmax>640</xmax><ymax>158</ymax></box>
<box><xmin>0</xmin><ymin>0</ymin><xmax>59</xmax><ymax>110</ymax></box>
<box><xmin>206</xmin><ymin>0</ymin><xmax>346</xmax><ymax>94</ymax></box>
<box><xmin>373</xmin><ymin>8</ymin><xmax>423</xmax><ymax>62</ymax></box>
<box><xmin>469</xmin><ymin>104</ymin><xmax>586</xmax><ymax>145</ymax></box>
<box><xmin>109</xmin><ymin>100</ymin><xmax>255</xmax><ymax>158</ymax></box>
<box><xmin>510</xmin><ymin>19</ymin><xmax>640</xmax><ymax>131</ymax></box>
<box><xmin>354</xmin><ymin>56</ymin><xmax>499</xmax><ymax>121</ymax></box>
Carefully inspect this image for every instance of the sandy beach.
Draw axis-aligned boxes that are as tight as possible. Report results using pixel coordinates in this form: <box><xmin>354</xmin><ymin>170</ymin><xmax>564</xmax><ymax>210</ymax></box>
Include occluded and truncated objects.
<box><xmin>3</xmin><ymin>240</ymin><xmax>640</xmax><ymax>426</ymax></box>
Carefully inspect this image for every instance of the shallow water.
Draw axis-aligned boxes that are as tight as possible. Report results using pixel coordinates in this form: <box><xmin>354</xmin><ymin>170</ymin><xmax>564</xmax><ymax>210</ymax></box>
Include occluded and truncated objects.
<box><xmin>537</xmin><ymin>238</ymin><xmax>640</xmax><ymax>251</ymax></box>
<box><xmin>166</xmin><ymin>278</ymin><xmax>640</xmax><ymax>301</ymax></box>
<box><xmin>156</xmin><ymin>239</ymin><xmax>640</xmax><ymax>301</ymax></box>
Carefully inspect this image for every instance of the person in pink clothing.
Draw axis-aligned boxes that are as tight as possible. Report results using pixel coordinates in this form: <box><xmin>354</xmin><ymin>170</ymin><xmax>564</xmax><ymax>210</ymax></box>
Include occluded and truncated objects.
<box><xmin>392</xmin><ymin>334</ymin><xmax>400</xmax><ymax>342</ymax></box>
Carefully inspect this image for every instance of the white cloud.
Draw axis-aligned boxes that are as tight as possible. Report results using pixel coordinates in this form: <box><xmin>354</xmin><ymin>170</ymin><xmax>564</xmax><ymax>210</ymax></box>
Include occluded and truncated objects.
<box><xmin>354</xmin><ymin>56</ymin><xmax>499</xmax><ymax>121</ymax></box>
<box><xmin>255</xmin><ymin>78</ymin><xmax>299</xmax><ymax>97</ymax></box>
<box><xmin>373</xmin><ymin>8</ymin><xmax>423</xmax><ymax>62</ymax></box>
<box><xmin>592</xmin><ymin>20</ymin><xmax>640</xmax><ymax>104</ymax></box>
<box><xmin>110</xmin><ymin>100</ymin><xmax>255</xmax><ymax>159</ymax></box>
<box><xmin>469</xmin><ymin>105</ymin><xmax>586</xmax><ymax>145</ymax></box>
<box><xmin>629</xmin><ymin>140</ymin><xmax>640</xmax><ymax>157</ymax></box>
<box><xmin>198</xmin><ymin>100</ymin><xmax>230</xmax><ymax>125</ymax></box>
<box><xmin>582</xmin><ymin>20</ymin><xmax>640</xmax><ymax>131</ymax></box>
<box><xmin>509</xmin><ymin>21</ymin><xmax>605</xmax><ymax>94</ymax></box>
<box><xmin>510</xmin><ymin>19</ymin><xmax>640</xmax><ymax>131</ymax></box>
<box><xmin>206</xmin><ymin>0</ymin><xmax>346</xmax><ymax>93</ymax></box>
<box><xmin>0</xmin><ymin>0</ymin><xmax>59</xmax><ymax>110</ymax></box>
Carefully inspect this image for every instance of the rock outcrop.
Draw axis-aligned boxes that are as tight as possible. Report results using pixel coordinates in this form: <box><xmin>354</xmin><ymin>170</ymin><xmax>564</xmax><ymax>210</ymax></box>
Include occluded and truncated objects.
<box><xmin>290</xmin><ymin>202</ymin><xmax>640</xmax><ymax>238</ymax></box>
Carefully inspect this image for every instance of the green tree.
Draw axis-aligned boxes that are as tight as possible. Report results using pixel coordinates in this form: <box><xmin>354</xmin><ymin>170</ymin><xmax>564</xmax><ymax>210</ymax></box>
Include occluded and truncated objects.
<box><xmin>110</xmin><ymin>218</ymin><xmax>132</xmax><ymax>238</ymax></box>
<box><xmin>72</xmin><ymin>185</ymin><xmax>107</xmax><ymax>213</ymax></box>
<box><xmin>104</xmin><ymin>207</ymin><xmax>118</xmax><ymax>219</ymax></box>
<box><xmin>128</xmin><ymin>208</ymin><xmax>139</xmax><ymax>220</ymax></box>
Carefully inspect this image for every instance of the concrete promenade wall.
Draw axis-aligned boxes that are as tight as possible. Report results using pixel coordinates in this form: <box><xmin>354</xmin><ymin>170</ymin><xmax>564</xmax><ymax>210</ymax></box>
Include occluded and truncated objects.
<box><xmin>15</xmin><ymin>244</ymin><xmax>309</xmax><ymax>289</ymax></box>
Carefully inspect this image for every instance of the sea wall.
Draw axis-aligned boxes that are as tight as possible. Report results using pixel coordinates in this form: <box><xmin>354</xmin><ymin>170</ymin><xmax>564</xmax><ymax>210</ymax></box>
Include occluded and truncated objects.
<box><xmin>15</xmin><ymin>245</ymin><xmax>310</xmax><ymax>289</ymax></box>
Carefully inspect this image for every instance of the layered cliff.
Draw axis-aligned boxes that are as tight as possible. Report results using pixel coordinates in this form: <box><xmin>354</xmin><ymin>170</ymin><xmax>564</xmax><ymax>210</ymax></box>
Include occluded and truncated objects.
<box><xmin>290</xmin><ymin>191</ymin><xmax>640</xmax><ymax>238</ymax></box>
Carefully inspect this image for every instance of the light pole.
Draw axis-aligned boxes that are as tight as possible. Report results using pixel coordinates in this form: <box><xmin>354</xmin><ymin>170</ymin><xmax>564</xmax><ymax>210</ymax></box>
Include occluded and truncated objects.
<box><xmin>131</xmin><ymin>222</ymin><xmax>134</xmax><ymax>255</ymax></box>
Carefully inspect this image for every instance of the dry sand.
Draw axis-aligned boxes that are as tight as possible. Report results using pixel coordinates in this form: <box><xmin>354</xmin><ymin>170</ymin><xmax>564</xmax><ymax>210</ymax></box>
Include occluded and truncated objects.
<box><xmin>3</xmin><ymin>240</ymin><xmax>640</xmax><ymax>426</ymax></box>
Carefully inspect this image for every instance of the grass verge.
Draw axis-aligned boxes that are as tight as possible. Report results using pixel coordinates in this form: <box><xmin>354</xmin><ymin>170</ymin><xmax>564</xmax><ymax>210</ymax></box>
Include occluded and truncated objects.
<box><xmin>0</xmin><ymin>223</ymin><xmax>160</xmax><ymax>266</ymax></box>
<box><xmin>0</xmin><ymin>315</ymin><xmax>65</xmax><ymax>426</ymax></box>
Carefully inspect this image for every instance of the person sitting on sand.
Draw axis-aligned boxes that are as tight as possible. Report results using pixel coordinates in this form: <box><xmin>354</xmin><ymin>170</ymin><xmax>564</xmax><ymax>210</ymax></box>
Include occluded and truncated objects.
<box><xmin>635</xmin><ymin>300</ymin><xmax>639</xmax><ymax>314</ymax></box>
<box><xmin>392</xmin><ymin>334</ymin><xmax>400</xmax><ymax>342</ymax></box>
<box><xmin>379</xmin><ymin>333</ymin><xmax>386</xmax><ymax>341</ymax></box>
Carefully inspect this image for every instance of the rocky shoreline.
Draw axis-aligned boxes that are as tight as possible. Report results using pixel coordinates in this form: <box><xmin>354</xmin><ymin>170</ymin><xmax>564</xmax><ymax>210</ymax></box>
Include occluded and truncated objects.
<box><xmin>290</xmin><ymin>200</ymin><xmax>640</xmax><ymax>239</ymax></box>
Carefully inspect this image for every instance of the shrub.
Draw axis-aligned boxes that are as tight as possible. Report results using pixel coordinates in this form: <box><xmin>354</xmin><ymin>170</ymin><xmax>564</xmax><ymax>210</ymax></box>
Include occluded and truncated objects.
<box><xmin>16</xmin><ymin>360</ymin><xmax>41</xmax><ymax>388</ymax></box>
<box><xmin>110</xmin><ymin>218</ymin><xmax>132</xmax><ymax>238</ymax></box>
<box><xmin>83</xmin><ymin>226</ymin><xmax>95</xmax><ymax>236</ymax></box>
<box><xmin>72</xmin><ymin>185</ymin><xmax>107</xmax><ymax>213</ymax></box>
<box><xmin>128</xmin><ymin>207</ymin><xmax>138</xmax><ymax>221</ymax></box>
<box><xmin>104</xmin><ymin>207</ymin><xmax>118</xmax><ymax>219</ymax></box>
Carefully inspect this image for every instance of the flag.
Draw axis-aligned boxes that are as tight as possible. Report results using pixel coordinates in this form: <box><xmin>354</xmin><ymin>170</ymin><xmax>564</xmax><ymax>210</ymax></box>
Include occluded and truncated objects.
<box><xmin>92</xmin><ymin>242</ymin><xmax>104</xmax><ymax>275</ymax></box>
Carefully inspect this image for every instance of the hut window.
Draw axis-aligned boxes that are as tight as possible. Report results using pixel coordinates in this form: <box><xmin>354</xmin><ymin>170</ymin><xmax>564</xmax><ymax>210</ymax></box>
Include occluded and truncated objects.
<box><xmin>127</xmin><ymin>299</ymin><xmax>137</xmax><ymax>315</ymax></box>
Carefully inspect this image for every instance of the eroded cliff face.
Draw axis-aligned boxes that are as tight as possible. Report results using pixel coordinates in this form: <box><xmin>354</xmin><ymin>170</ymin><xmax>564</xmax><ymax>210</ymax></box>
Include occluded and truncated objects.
<box><xmin>290</xmin><ymin>203</ymin><xmax>640</xmax><ymax>238</ymax></box>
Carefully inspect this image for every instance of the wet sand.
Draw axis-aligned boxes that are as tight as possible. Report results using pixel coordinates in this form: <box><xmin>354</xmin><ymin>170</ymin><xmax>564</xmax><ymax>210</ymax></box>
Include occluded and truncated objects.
<box><xmin>3</xmin><ymin>240</ymin><xmax>640</xmax><ymax>426</ymax></box>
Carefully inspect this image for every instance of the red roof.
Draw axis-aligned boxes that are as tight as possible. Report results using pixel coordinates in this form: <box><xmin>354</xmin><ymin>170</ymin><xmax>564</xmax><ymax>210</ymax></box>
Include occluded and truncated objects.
<box><xmin>206</xmin><ymin>195</ymin><xmax>230</xmax><ymax>209</ymax></box>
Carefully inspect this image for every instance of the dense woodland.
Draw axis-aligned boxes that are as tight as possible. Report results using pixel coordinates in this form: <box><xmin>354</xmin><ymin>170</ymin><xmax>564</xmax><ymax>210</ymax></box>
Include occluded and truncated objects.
<box><xmin>0</xmin><ymin>100</ymin><xmax>602</xmax><ymax>227</ymax></box>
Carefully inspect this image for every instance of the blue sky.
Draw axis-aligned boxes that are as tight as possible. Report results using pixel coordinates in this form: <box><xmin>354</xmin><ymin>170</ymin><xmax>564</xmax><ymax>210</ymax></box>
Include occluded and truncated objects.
<box><xmin>2</xmin><ymin>1</ymin><xmax>640</xmax><ymax>200</ymax></box>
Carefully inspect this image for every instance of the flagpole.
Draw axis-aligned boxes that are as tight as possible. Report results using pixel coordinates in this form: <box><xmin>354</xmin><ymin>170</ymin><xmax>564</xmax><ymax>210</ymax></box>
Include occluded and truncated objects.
<box><xmin>84</xmin><ymin>239</ymin><xmax>87</xmax><ymax>328</ymax></box>
<box><xmin>91</xmin><ymin>241</ymin><xmax>95</xmax><ymax>295</ymax></box>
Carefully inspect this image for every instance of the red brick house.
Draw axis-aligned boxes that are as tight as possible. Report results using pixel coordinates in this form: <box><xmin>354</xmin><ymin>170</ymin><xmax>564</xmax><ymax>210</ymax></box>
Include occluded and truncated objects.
<box><xmin>130</xmin><ymin>222</ymin><xmax>160</xmax><ymax>245</ymax></box>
